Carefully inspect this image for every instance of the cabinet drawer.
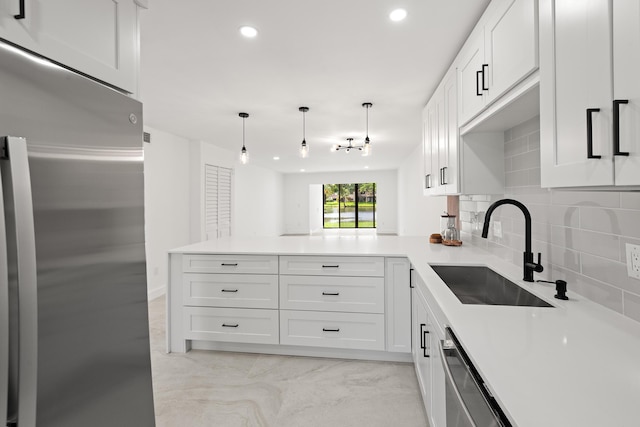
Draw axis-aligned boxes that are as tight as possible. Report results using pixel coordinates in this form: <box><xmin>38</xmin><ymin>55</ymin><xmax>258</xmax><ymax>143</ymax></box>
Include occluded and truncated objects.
<box><xmin>279</xmin><ymin>275</ymin><xmax>384</xmax><ymax>313</ymax></box>
<box><xmin>183</xmin><ymin>254</ymin><xmax>278</xmax><ymax>274</ymax></box>
<box><xmin>183</xmin><ymin>273</ymin><xmax>278</xmax><ymax>309</ymax></box>
<box><xmin>279</xmin><ymin>256</ymin><xmax>384</xmax><ymax>277</ymax></box>
<box><xmin>280</xmin><ymin>310</ymin><xmax>385</xmax><ymax>351</ymax></box>
<box><xmin>183</xmin><ymin>307</ymin><xmax>278</xmax><ymax>345</ymax></box>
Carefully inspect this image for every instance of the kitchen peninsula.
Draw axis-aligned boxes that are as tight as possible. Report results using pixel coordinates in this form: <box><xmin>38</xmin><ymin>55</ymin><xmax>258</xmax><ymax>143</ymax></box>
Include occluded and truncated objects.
<box><xmin>167</xmin><ymin>235</ymin><xmax>640</xmax><ymax>427</ymax></box>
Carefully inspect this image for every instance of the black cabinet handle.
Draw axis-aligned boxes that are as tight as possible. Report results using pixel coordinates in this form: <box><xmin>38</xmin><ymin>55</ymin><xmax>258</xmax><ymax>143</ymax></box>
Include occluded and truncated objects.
<box><xmin>613</xmin><ymin>99</ymin><xmax>630</xmax><ymax>156</ymax></box>
<box><xmin>476</xmin><ymin>70</ymin><xmax>483</xmax><ymax>96</ymax></box>
<box><xmin>14</xmin><ymin>0</ymin><xmax>25</xmax><ymax>19</ymax></box>
<box><xmin>222</xmin><ymin>323</ymin><xmax>239</xmax><ymax>328</ymax></box>
<box><xmin>425</xmin><ymin>174</ymin><xmax>431</xmax><ymax>189</ymax></box>
<box><xmin>423</xmin><ymin>330</ymin><xmax>430</xmax><ymax>358</ymax></box>
<box><xmin>409</xmin><ymin>268</ymin><xmax>414</xmax><ymax>288</ymax></box>
<box><xmin>221</xmin><ymin>263</ymin><xmax>238</xmax><ymax>266</ymax></box>
<box><xmin>442</xmin><ymin>166</ymin><xmax>448</xmax><ymax>185</ymax></box>
<box><xmin>221</xmin><ymin>289</ymin><xmax>238</xmax><ymax>293</ymax></box>
<box><xmin>322</xmin><ymin>327</ymin><xmax>340</xmax><ymax>332</ymax></box>
<box><xmin>419</xmin><ymin>323</ymin><xmax>426</xmax><ymax>349</ymax></box>
<box><xmin>322</xmin><ymin>264</ymin><xmax>339</xmax><ymax>268</ymax></box>
<box><xmin>322</xmin><ymin>292</ymin><xmax>339</xmax><ymax>296</ymax></box>
<box><xmin>586</xmin><ymin>108</ymin><xmax>602</xmax><ymax>159</ymax></box>
<box><xmin>482</xmin><ymin>64</ymin><xmax>489</xmax><ymax>90</ymax></box>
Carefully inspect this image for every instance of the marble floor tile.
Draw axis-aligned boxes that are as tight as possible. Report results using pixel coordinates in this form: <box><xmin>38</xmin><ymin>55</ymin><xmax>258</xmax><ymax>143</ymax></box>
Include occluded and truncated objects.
<box><xmin>149</xmin><ymin>296</ymin><xmax>429</xmax><ymax>427</ymax></box>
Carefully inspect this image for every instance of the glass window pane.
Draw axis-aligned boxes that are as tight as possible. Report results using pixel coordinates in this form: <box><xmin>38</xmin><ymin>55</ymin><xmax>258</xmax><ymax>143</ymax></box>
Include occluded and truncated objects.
<box><xmin>357</xmin><ymin>183</ymin><xmax>375</xmax><ymax>228</ymax></box>
<box><xmin>323</xmin><ymin>184</ymin><xmax>339</xmax><ymax>228</ymax></box>
<box><xmin>339</xmin><ymin>184</ymin><xmax>356</xmax><ymax>228</ymax></box>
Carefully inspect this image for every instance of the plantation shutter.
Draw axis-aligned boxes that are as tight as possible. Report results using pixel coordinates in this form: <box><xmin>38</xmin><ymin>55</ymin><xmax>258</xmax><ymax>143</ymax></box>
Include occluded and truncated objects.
<box><xmin>204</xmin><ymin>164</ymin><xmax>232</xmax><ymax>240</ymax></box>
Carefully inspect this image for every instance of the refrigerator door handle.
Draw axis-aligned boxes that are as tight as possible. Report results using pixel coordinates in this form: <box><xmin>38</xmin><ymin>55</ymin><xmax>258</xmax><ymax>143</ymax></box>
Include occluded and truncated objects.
<box><xmin>2</xmin><ymin>136</ymin><xmax>38</xmax><ymax>427</ymax></box>
<box><xmin>0</xmin><ymin>140</ymin><xmax>9</xmax><ymax>427</ymax></box>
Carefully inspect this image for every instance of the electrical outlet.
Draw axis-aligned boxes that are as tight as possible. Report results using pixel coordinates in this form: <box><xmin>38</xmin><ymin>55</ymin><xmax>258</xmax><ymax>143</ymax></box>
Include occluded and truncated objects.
<box><xmin>626</xmin><ymin>244</ymin><xmax>640</xmax><ymax>280</ymax></box>
<box><xmin>493</xmin><ymin>221</ymin><xmax>502</xmax><ymax>238</ymax></box>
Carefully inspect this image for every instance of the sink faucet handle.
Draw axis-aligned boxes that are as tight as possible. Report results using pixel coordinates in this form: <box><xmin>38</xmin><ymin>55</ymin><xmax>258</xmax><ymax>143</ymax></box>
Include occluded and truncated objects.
<box><xmin>534</xmin><ymin>252</ymin><xmax>544</xmax><ymax>272</ymax></box>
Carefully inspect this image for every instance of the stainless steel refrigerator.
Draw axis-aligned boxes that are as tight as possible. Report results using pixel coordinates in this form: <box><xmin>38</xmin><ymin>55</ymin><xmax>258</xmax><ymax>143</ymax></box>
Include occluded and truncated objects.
<box><xmin>0</xmin><ymin>40</ymin><xmax>155</xmax><ymax>426</ymax></box>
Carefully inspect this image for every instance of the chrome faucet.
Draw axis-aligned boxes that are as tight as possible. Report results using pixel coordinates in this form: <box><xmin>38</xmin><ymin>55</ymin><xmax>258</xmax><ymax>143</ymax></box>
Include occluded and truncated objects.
<box><xmin>481</xmin><ymin>198</ymin><xmax>543</xmax><ymax>282</ymax></box>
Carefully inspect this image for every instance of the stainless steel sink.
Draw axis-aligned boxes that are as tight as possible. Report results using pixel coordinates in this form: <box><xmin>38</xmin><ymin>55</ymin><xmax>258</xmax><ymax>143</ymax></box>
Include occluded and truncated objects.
<box><xmin>430</xmin><ymin>265</ymin><xmax>553</xmax><ymax>307</ymax></box>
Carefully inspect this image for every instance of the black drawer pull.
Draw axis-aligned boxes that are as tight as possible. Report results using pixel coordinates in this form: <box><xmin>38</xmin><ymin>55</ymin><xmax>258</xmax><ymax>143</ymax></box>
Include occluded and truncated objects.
<box><xmin>476</xmin><ymin>70</ymin><xmax>483</xmax><ymax>96</ymax></box>
<box><xmin>221</xmin><ymin>289</ymin><xmax>238</xmax><ymax>293</ymax></box>
<box><xmin>322</xmin><ymin>327</ymin><xmax>340</xmax><ymax>332</ymax></box>
<box><xmin>481</xmin><ymin>64</ymin><xmax>489</xmax><ymax>90</ymax></box>
<box><xmin>221</xmin><ymin>263</ymin><xmax>238</xmax><ymax>266</ymax></box>
<box><xmin>419</xmin><ymin>323</ymin><xmax>426</xmax><ymax>349</ymax></box>
<box><xmin>322</xmin><ymin>292</ymin><xmax>339</xmax><ymax>296</ymax></box>
<box><xmin>222</xmin><ymin>323</ymin><xmax>239</xmax><ymax>328</ymax></box>
<box><xmin>322</xmin><ymin>265</ymin><xmax>339</xmax><ymax>268</ymax></box>
<box><xmin>613</xmin><ymin>99</ymin><xmax>630</xmax><ymax>156</ymax></box>
<box><xmin>423</xmin><ymin>330</ymin><xmax>430</xmax><ymax>358</ymax></box>
<box><xmin>586</xmin><ymin>108</ymin><xmax>602</xmax><ymax>159</ymax></box>
<box><xmin>14</xmin><ymin>0</ymin><xmax>25</xmax><ymax>19</ymax></box>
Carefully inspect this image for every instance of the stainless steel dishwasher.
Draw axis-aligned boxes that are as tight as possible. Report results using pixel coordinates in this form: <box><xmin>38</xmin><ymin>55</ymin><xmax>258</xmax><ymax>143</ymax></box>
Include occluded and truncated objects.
<box><xmin>440</xmin><ymin>327</ymin><xmax>512</xmax><ymax>427</ymax></box>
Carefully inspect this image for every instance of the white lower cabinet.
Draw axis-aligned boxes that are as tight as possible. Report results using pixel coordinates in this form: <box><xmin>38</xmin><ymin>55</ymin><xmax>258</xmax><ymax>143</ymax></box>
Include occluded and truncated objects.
<box><xmin>183</xmin><ymin>307</ymin><xmax>279</xmax><ymax>345</ymax></box>
<box><xmin>411</xmin><ymin>271</ymin><xmax>446</xmax><ymax>427</ymax></box>
<box><xmin>279</xmin><ymin>310</ymin><xmax>385</xmax><ymax>351</ymax></box>
<box><xmin>279</xmin><ymin>275</ymin><xmax>384</xmax><ymax>313</ymax></box>
<box><xmin>170</xmin><ymin>253</ymin><xmax>410</xmax><ymax>359</ymax></box>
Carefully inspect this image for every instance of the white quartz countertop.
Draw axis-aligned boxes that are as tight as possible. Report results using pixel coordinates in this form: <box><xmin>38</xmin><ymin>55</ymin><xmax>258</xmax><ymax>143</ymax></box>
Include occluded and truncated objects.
<box><xmin>170</xmin><ymin>235</ymin><xmax>640</xmax><ymax>426</ymax></box>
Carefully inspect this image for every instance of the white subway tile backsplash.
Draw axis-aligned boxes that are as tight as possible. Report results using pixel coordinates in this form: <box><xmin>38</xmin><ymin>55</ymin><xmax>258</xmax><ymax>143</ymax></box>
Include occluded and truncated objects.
<box><xmin>550</xmin><ymin>191</ymin><xmax>621</xmax><ymax>208</ymax></box>
<box><xmin>548</xmin><ymin>244</ymin><xmax>581</xmax><ymax>273</ymax></box>
<box><xmin>459</xmin><ymin>116</ymin><xmax>640</xmax><ymax>323</ymax></box>
<box><xmin>581</xmin><ymin>253</ymin><xmax>640</xmax><ymax>295</ymax></box>
<box><xmin>528</xmin><ymin>131</ymin><xmax>540</xmax><ymax>151</ymax></box>
<box><xmin>512</xmin><ymin>116</ymin><xmax>540</xmax><ymax>138</ymax></box>
<box><xmin>579</xmin><ymin>207</ymin><xmax>640</xmax><ymax>239</ymax></box>
<box><xmin>512</xmin><ymin>150</ymin><xmax>540</xmax><ymax>171</ymax></box>
<box><xmin>623</xmin><ymin>292</ymin><xmax>640</xmax><ymax>323</ymax></box>
<box><xmin>505</xmin><ymin>137</ymin><xmax>528</xmax><ymax>157</ymax></box>
<box><xmin>551</xmin><ymin>266</ymin><xmax>624</xmax><ymax>313</ymax></box>
<box><xmin>621</xmin><ymin>193</ymin><xmax>640</xmax><ymax>210</ymax></box>
<box><xmin>505</xmin><ymin>170</ymin><xmax>529</xmax><ymax>187</ymax></box>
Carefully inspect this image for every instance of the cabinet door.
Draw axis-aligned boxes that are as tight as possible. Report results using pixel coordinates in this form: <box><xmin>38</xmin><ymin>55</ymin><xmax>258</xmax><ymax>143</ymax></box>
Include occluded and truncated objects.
<box><xmin>484</xmin><ymin>0</ymin><xmax>538</xmax><ymax>103</ymax></box>
<box><xmin>458</xmin><ymin>31</ymin><xmax>486</xmax><ymax>125</ymax></box>
<box><xmin>540</xmin><ymin>0</ymin><xmax>614</xmax><ymax>187</ymax></box>
<box><xmin>411</xmin><ymin>284</ymin><xmax>432</xmax><ymax>417</ymax></box>
<box><xmin>385</xmin><ymin>258</ymin><xmax>411</xmax><ymax>353</ymax></box>
<box><xmin>0</xmin><ymin>0</ymin><xmax>137</xmax><ymax>93</ymax></box>
<box><xmin>613</xmin><ymin>0</ymin><xmax>640</xmax><ymax>185</ymax></box>
<box><xmin>441</xmin><ymin>69</ymin><xmax>459</xmax><ymax>194</ymax></box>
<box><xmin>423</xmin><ymin>105</ymin><xmax>435</xmax><ymax>195</ymax></box>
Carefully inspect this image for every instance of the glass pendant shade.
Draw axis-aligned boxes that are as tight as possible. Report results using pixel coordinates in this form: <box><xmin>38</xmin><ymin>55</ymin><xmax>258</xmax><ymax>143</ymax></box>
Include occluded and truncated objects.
<box><xmin>299</xmin><ymin>106</ymin><xmax>309</xmax><ymax>158</ymax></box>
<box><xmin>239</xmin><ymin>112</ymin><xmax>249</xmax><ymax>165</ymax></box>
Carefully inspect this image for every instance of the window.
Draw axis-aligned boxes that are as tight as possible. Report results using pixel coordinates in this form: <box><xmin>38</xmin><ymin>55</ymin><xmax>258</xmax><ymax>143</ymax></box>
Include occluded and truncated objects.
<box><xmin>323</xmin><ymin>183</ymin><xmax>376</xmax><ymax>228</ymax></box>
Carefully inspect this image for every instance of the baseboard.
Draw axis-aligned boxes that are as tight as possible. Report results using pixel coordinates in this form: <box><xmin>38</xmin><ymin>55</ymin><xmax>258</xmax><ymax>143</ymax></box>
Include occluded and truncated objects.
<box><xmin>148</xmin><ymin>284</ymin><xmax>166</xmax><ymax>301</ymax></box>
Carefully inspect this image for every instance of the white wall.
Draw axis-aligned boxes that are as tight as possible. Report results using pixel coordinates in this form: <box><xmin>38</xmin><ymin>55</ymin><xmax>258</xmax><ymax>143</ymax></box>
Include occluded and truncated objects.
<box><xmin>396</xmin><ymin>142</ymin><xmax>447</xmax><ymax>236</ymax></box>
<box><xmin>282</xmin><ymin>170</ymin><xmax>398</xmax><ymax>234</ymax></box>
<box><xmin>188</xmin><ymin>141</ymin><xmax>284</xmax><ymax>240</ymax></box>
<box><xmin>188</xmin><ymin>141</ymin><xmax>236</xmax><ymax>242</ymax></box>
<box><xmin>234</xmin><ymin>164</ymin><xmax>284</xmax><ymax>237</ymax></box>
<box><xmin>143</xmin><ymin>126</ymin><xmax>191</xmax><ymax>299</ymax></box>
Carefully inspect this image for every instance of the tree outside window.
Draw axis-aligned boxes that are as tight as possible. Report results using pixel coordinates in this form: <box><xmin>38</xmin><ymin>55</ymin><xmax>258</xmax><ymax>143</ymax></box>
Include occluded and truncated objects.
<box><xmin>323</xmin><ymin>183</ymin><xmax>376</xmax><ymax>228</ymax></box>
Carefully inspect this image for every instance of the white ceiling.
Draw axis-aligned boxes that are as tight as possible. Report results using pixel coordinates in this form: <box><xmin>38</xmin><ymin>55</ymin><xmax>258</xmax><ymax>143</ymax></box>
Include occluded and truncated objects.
<box><xmin>139</xmin><ymin>0</ymin><xmax>490</xmax><ymax>173</ymax></box>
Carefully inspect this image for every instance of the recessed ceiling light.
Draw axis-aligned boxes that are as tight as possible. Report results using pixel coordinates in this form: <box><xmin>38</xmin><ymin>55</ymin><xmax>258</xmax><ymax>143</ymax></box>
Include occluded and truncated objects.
<box><xmin>389</xmin><ymin>8</ymin><xmax>407</xmax><ymax>22</ymax></box>
<box><xmin>240</xmin><ymin>26</ymin><xmax>258</xmax><ymax>38</ymax></box>
<box><xmin>300</xmin><ymin>169</ymin><xmax>305</xmax><ymax>172</ymax></box>
<box><xmin>273</xmin><ymin>156</ymin><xmax>280</xmax><ymax>160</ymax></box>
<box><xmin>364</xmin><ymin>166</ymin><xmax>369</xmax><ymax>169</ymax></box>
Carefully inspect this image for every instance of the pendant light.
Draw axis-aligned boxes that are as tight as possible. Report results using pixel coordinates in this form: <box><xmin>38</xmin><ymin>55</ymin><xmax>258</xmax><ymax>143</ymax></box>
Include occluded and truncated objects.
<box><xmin>362</xmin><ymin>102</ymin><xmax>372</xmax><ymax>156</ymax></box>
<box><xmin>299</xmin><ymin>106</ymin><xmax>309</xmax><ymax>158</ymax></box>
<box><xmin>239</xmin><ymin>112</ymin><xmax>249</xmax><ymax>164</ymax></box>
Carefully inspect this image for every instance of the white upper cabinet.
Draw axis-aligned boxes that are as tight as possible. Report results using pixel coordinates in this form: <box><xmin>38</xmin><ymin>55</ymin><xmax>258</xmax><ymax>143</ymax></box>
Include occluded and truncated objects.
<box><xmin>540</xmin><ymin>0</ymin><xmax>640</xmax><ymax>187</ymax></box>
<box><xmin>458</xmin><ymin>0</ymin><xmax>538</xmax><ymax>125</ymax></box>
<box><xmin>0</xmin><ymin>0</ymin><xmax>140</xmax><ymax>94</ymax></box>
<box><xmin>613</xmin><ymin>0</ymin><xmax>640</xmax><ymax>186</ymax></box>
